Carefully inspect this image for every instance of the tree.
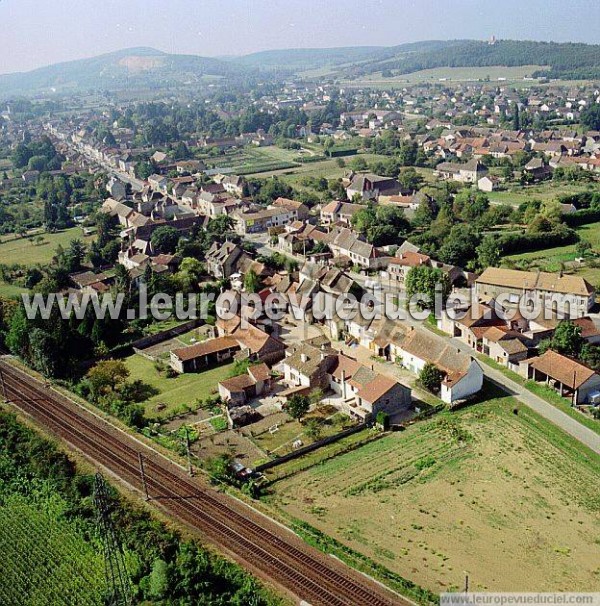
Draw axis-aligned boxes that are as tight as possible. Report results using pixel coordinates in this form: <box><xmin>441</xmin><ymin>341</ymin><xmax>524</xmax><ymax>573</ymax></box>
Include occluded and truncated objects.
<box><xmin>206</xmin><ymin>215</ymin><xmax>234</xmax><ymax>238</ymax></box>
<box><xmin>405</xmin><ymin>265</ymin><xmax>451</xmax><ymax>311</ymax></box>
<box><xmin>581</xmin><ymin>103</ymin><xmax>600</xmax><ymax>131</ymax></box>
<box><xmin>135</xmin><ymin>161</ymin><xmax>153</xmax><ymax>180</ymax></box>
<box><xmin>304</xmin><ymin>418</ymin><xmax>324</xmax><ymax>441</ymax></box>
<box><xmin>476</xmin><ymin>236</ymin><xmax>501</xmax><ymax>269</ymax></box>
<box><xmin>438</xmin><ymin>224</ymin><xmax>480</xmax><ymax>268</ymax></box>
<box><xmin>151</xmin><ymin>226</ymin><xmax>180</xmax><ymax>254</ymax></box>
<box><xmin>375</xmin><ymin>411</ymin><xmax>390</xmax><ymax>430</ymax></box>
<box><xmin>175</xmin><ymin>258</ymin><xmax>204</xmax><ymax>293</ymax></box>
<box><xmin>309</xmin><ymin>387</ymin><xmax>325</xmax><ymax>405</ymax></box>
<box><xmin>28</xmin><ymin>328</ymin><xmax>59</xmax><ymax>377</ymax></box>
<box><xmin>411</xmin><ymin>194</ymin><xmax>438</xmax><ymax>228</ymax></box>
<box><xmin>66</xmin><ymin>239</ymin><xmax>86</xmax><ymax>272</ymax></box>
<box><xmin>86</xmin><ymin>359</ymin><xmax>130</xmax><ymax>401</ymax></box>
<box><xmin>146</xmin><ymin>558</ymin><xmax>170</xmax><ymax>599</ymax></box>
<box><xmin>512</xmin><ymin>104</ymin><xmax>520</xmax><ymax>131</ymax></box>
<box><xmin>575</xmin><ymin>240</ymin><xmax>592</xmax><ymax>258</ymax></box>
<box><xmin>581</xmin><ymin>343</ymin><xmax>600</xmax><ymax>372</ymax></box>
<box><xmin>243</xmin><ymin>269</ymin><xmax>261</xmax><ymax>293</ymax></box>
<box><xmin>419</xmin><ymin>363</ymin><xmax>444</xmax><ymax>393</ymax></box>
<box><xmin>6</xmin><ymin>305</ymin><xmax>30</xmax><ymax>358</ymax></box>
<box><xmin>397</xmin><ymin>167</ymin><xmax>423</xmax><ymax>192</ymax></box>
<box><xmin>550</xmin><ymin>321</ymin><xmax>583</xmax><ymax>357</ymax></box>
<box><xmin>284</xmin><ymin>394</ymin><xmax>311</xmax><ymax>420</ymax></box>
<box><xmin>351</xmin><ymin>204</ymin><xmax>409</xmax><ymax>246</ymax></box>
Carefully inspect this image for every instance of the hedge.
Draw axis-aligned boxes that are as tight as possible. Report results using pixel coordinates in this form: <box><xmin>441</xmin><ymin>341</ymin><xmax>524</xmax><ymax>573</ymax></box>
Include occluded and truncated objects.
<box><xmin>498</xmin><ymin>229</ymin><xmax>578</xmax><ymax>255</ymax></box>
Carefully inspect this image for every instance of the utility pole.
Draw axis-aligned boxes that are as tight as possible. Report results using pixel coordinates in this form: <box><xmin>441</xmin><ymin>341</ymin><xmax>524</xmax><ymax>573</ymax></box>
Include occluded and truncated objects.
<box><xmin>571</xmin><ymin>369</ymin><xmax>577</xmax><ymax>408</ymax></box>
<box><xmin>183</xmin><ymin>425</ymin><xmax>193</xmax><ymax>476</ymax></box>
<box><xmin>0</xmin><ymin>366</ymin><xmax>7</xmax><ymax>402</ymax></box>
<box><xmin>138</xmin><ymin>452</ymin><xmax>149</xmax><ymax>501</ymax></box>
<box><xmin>464</xmin><ymin>572</ymin><xmax>469</xmax><ymax>594</ymax></box>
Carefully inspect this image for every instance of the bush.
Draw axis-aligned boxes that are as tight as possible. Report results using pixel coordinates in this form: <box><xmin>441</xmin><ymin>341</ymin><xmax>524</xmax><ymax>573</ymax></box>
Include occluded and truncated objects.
<box><xmin>418</xmin><ymin>363</ymin><xmax>444</xmax><ymax>394</ymax></box>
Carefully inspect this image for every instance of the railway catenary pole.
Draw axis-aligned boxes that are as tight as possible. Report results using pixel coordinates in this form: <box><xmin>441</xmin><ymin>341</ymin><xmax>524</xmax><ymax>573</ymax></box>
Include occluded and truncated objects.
<box><xmin>138</xmin><ymin>452</ymin><xmax>150</xmax><ymax>501</ymax></box>
<box><xmin>94</xmin><ymin>473</ymin><xmax>132</xmax><ymax>606</ymax></box>
<box><xmin>0</xmin><ymin>366</ymin><xmax>7</xmax><ymax>401</ymax></box>
<box><xmin>184</xmin><ymin>425</ymin><xmax>193</xmax><ymax>476</ymax></box>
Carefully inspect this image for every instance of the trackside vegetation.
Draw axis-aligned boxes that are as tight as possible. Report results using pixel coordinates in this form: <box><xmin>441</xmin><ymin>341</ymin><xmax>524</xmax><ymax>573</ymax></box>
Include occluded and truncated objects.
<box><xmin>0</xmin><ymin>409</ymin><xmax>285</xmax><ymax>606</ymax></box>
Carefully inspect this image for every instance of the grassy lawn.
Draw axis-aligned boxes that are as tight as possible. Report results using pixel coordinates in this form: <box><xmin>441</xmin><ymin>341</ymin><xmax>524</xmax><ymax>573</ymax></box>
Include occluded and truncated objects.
<box><xmin>0</xmin><ymin>226</ymin><xmax>94</xmax><ymax>267</ymax></box>
<box><xmin>268</xmin><ymin>383</ymin><xmax>600</xmax><ymax>595</ymax></box>
<box><xmin>123</xmin><ymin>353</ymin><xmax>234</xmax><ymax>419</ymax></box>
<box><xmin>175</xmin><ymin>327</ymin><xmax>208</xmax><ymax>346</ymax></box>
<box><xmin>0</xmin><ymin>280</ymin><xmax>26</xmax><ymax>298</ymax></box>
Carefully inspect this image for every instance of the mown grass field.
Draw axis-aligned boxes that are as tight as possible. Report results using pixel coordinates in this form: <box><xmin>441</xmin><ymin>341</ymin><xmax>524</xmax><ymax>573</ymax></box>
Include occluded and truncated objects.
<box><xmin>124</xmin><ymin>353</ymin><xmax>233</xmax><ymax>418</ymax></box>
<box><xmin>0</xmin><ymin>494</ymin><xmax>105</xmax><ymax>605</ymax></box>
<box><xmin>0</xmin><ymin>226</ymin><xmax>94</xmax><ymax>267</ymax></box>
<box><xmin>268</xmin><ymin>385</ymin><xmax>600</xmax><ymax>594</ymax></box>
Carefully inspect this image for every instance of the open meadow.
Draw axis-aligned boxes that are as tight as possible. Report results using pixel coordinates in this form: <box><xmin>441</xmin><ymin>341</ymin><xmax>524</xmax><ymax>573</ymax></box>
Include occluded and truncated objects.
<box><xmin>488</xmin><ymin>182</ymin><xmax>594</xmax><ymax>207</ymax></box>
<box><xmin>0</xmin><ymin>226</ymin><xmax>94</xmax><ymax>267</ymax></box>
<box><xmin>503</xmin><ymin>223</ymin><xmax>600</xmax><ymax>286</ymax></box>
<box><xmin>340</xmin><ymin>66</ymin><xmax>547</xmax><ymax>88</ymax></box>
<box><xmin>268</xmin><ymin>385</ymin><xmax>600</xmax><ymax>595</ymax></box>
<box><xmin>0</xmin><ymin>226</ymin><xmax>96</xmax><ymax>298</ymax></box>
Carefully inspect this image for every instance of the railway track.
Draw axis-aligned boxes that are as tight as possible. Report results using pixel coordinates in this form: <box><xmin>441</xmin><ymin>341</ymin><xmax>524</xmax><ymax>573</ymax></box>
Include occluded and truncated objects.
<box><xmin>0</xmin><ymin>360</ymin><xmax>406</xmax><ymax>606</ymax></box>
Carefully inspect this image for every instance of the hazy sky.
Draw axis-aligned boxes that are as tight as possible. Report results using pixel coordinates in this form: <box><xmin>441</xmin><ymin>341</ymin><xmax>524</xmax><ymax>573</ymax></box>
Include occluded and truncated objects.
<box><xmin>0</xmin><ymin>0</ymin><xmax>598</xmax><ymax>74</ymax></box>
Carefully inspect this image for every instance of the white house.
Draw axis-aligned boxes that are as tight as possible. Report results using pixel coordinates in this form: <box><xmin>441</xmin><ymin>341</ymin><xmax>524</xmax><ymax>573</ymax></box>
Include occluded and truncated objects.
<box><xmin>395</xmin><ymin>327</ymin><xmax>483</xmax><ymax>404</ymax></box>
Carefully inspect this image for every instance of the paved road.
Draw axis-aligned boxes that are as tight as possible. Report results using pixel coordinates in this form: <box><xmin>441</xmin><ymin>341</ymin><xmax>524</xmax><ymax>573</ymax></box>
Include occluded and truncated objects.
<box><xmin>450</xmin><ymin>337</ymin><xmax>600</xmax><ymax>454</ymax></box>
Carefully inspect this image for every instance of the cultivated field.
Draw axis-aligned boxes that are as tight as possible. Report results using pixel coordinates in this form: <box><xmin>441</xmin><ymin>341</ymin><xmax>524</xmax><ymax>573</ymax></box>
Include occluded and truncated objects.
<box><xmin>269</xmin><ymin>386</ymin><xmax>600</xmax><ymax>594</ymax></box>
<box><xmin>0</xmin><ymin>494</ymin><xmax>104</xmax><ymax>605</ymax></box>
<box><xmin>488</xmin><ymin>182</ymin><xmax>593</xmax><ymax>207</ymax></box>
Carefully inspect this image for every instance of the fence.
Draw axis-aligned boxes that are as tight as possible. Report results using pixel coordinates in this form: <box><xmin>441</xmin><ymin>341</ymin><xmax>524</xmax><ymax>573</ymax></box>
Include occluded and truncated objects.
<box><xmin>131</xmin><ymin>318</ymin><xmax>206</xmax><ymax>351</ymax></box>
<box><xmin>254</xmin><ymin>422</ymin><xmax>367</xmax><ymax>472</ymax></box>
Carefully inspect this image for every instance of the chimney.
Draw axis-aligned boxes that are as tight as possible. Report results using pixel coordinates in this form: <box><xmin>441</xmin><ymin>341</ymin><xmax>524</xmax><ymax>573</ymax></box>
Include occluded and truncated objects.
<box><xmin>301</xmin><ymin>353</ymin><xmax>308</xmax><ymax>363</ymax></box>
<box><xmin>341</xmin><ymin>369</ymin><xmax>347</xmax><ymax>399</ymax></box>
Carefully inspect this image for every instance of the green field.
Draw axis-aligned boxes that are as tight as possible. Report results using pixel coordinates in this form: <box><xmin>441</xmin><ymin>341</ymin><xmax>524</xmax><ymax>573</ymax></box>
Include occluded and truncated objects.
<box><xmin>488</xmin><ymin>183</ymin><xmax>594</xmax><ymax>207</ymax></box>
<box><xmin>124</xmin><ymin>353</ymin><xmax>233</xmax><ymax>418</ymax></box>
<box><xmin>0</xmin><ymin>227</ymin><xmax>95</xmax><ymax>267</ymax></box>
<box><xmin>269</xmin><ymin>385</ymin><xmax>600</xmax><ymax>595</ymax></box>
<box><xmin>0</xmin><ymin>280</ymin><xmax>27</xmax><ymax>298</ymax></box>
<box><xmin>0</xmin><ymin>494</ymin><xmax>104</xmax><ymax>605</ymax></box>
<box><xmin>342</xmin><ymin>65</ymin><xmax>547</xmax><ymax>88</ymax></box>
<box><xmin>503</xmin><ymin>223</ymin><xmax>600</xmax><ymax>285</ymax></box>
<box><xmin>205</xmin><ymin>145</ymin><xmax>303</xmax><ymax>175</ymax></box>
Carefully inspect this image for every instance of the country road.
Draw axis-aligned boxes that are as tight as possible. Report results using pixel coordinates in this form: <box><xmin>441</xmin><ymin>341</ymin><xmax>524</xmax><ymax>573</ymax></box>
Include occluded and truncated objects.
<box><xmin>450</xmin><ymin>338</ymin><xmax>600</xmax><ymax>454</ymax></box>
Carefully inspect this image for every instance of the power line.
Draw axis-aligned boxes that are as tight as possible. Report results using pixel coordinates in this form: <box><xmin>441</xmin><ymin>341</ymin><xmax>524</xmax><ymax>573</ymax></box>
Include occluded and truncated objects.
<box><xmin>93</xmin><ymin>473</ymin><xmax>132</xmax><ymax>606</ymax></box>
